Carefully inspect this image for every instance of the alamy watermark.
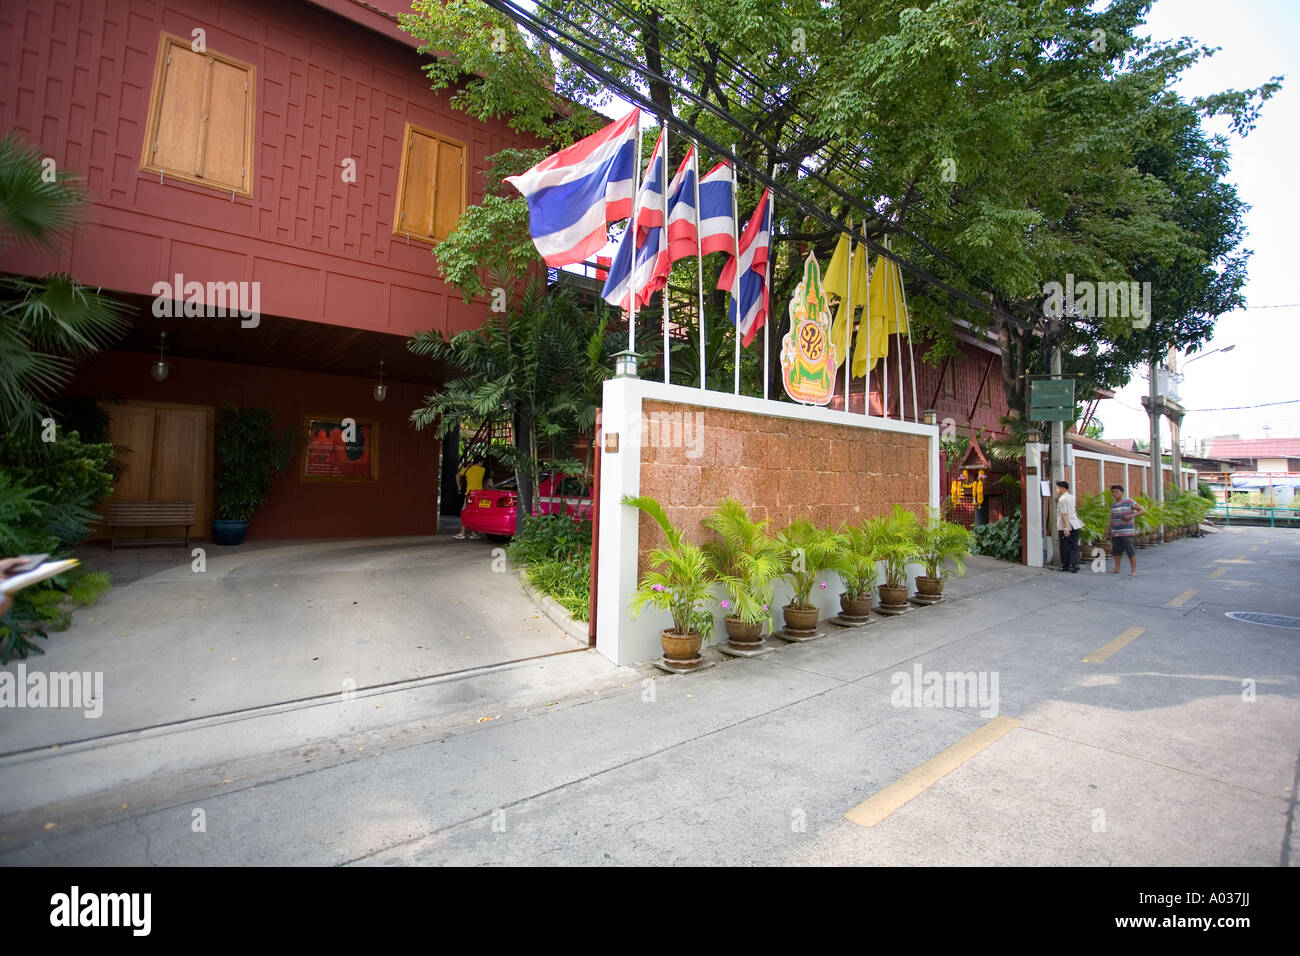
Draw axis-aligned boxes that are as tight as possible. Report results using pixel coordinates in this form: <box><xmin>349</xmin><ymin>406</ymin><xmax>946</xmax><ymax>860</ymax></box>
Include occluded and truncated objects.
<box><xmin>1042</xmin><ymin>274</ymin><xmax>1150</xmax><ymax>329</ymax></box>
<box><xmin>0</xmin><ymin>664</ymin><xmax>103</xmax><ymax>718</ymax></box>
<box><xmin>152</xmin><ymin>272</ymin><xmax>261</xmax><ymax>328</ymax></box>
<box><xmin>890</xmin><ymin>662</ymin><xmax>1000</xmax><ymax>718</ymax></box>
<box><xmin>641</xmin><ymin>410</ymin><xmax>704</xmax><ymax>459</ymax></box>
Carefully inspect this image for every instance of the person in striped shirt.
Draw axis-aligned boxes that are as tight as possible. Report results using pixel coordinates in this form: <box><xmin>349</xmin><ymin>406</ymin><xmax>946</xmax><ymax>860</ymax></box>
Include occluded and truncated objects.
<box><xmin>1108</xmin><ymin>484</ymin><xmax>1145</xmax><ymax>577</ymax></box>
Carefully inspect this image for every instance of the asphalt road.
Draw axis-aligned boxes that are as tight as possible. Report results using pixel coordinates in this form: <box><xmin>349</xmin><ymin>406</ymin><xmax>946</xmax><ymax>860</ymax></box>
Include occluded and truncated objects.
<box><xmin>3</xmin><ymin>524</ymin><xmax>1297</xmax><ymax>866</ymax></box>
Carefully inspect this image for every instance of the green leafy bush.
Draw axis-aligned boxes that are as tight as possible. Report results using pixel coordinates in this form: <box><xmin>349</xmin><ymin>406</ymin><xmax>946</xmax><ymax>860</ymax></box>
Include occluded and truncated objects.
<box><xmin>508</xmin><ymin>513</ymin><xmax>593</xmax><ymax>621</ymax></box>
<box><xmin>970</xmin><ymin>509</ymin><xmax>1022</xmax><ymax>563</ymax></box>
<box><xmin>0</xmin><ymin>430</ymin><xmax>115</xmax><ymax>661</ymax></box>
<box><xmin>1077</xmin><ymin>494</ymin><xmax>1111</xmax><ymax>543</ymax></box>
<box><xmin>524</xmin><ymin>557</ymin><xmax>591</xmax><ymax>622</ymax></box>
<box><xmin>506</xmin><ymin>512</ymin><xmax>591</xmax><ymax>565</ymax></box>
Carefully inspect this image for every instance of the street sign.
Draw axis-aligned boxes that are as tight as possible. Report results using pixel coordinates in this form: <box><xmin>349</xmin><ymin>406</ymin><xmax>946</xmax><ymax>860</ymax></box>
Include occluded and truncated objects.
<box><xmin>1029</xmin><ymin>378</ymin><xmax>1075</xmax><ymax>422</ymax></box>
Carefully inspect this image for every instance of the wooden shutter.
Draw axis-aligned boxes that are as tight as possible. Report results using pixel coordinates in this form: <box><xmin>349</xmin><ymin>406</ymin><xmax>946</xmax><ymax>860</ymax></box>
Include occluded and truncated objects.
<box><xmin>432</xmin><ymin>138</ymin><xmax>466</xmax><ymax>240</ymax></box>
<box><xmin>142</xmin><ymin>33</ymin><xmax>254</xmax><ymax>196</ymax></box>
<box><xmin>394</xmin><ymin>124</ymin><xmax>466</xmax><ymax>243</ymax></box>
<box><xmin>202</xmin><ymin>59</ymin><xmax>251</xmax><ymax>191</ymax></box>
<box><xmin>150</xmin><ymin>42</ymin><xmax>207</xmax><ymax>176</ymax></box>
<box><xmin>399</xmin><ymin>128</ymin><xmax>438</xmax><ymax>239</ymax></box>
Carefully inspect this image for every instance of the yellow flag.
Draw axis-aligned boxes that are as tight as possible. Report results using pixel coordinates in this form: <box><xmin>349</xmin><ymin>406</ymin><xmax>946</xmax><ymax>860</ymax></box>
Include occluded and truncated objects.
<box><xmin>851</xmin><ymin>258</ymin><xmax>887</xmax><ymax>377</ymax></box>
<box><xmin>827</xmin><ymin>241</ymin><xmax>869</xmax><ymax>368</ymax></box>
<box><xmin>822</xmin><ymin>234</ymin><xmax>851</xmax><ymax>300</ymax></box>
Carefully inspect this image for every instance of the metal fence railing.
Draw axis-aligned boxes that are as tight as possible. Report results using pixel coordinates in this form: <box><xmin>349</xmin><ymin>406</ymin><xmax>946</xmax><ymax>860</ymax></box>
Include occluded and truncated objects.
<box><xmin>1212</xmin><ymin>504</ymin><xmax>1300</xmax><ymax>527</ymax></box>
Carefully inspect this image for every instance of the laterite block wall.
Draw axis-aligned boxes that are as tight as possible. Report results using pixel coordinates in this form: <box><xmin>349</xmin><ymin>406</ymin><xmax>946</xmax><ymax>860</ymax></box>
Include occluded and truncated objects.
<box><xmin>635</xmin><ymin>399</ymin><xmax>933</xmax><ymax>568</ymax></box>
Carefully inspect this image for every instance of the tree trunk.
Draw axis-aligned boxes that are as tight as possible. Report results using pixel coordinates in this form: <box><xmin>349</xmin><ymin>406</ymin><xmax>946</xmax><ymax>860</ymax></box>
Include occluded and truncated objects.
<box><xmin>513</xmin><ymin>406</ymin><xmax>534</xmax><ymax>519</ymax></box>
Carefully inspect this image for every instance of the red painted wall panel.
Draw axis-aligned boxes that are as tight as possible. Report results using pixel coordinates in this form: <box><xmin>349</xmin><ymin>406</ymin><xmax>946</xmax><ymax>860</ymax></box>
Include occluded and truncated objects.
<box><xmin>71</xmin><ymin>349</ymin><xmax>442</xmax><ymax>540</ymax></box>
<box><xmin>0</xmin><ymin>0</ymin><xmax>539</xmax><ymax>339</ymax></box>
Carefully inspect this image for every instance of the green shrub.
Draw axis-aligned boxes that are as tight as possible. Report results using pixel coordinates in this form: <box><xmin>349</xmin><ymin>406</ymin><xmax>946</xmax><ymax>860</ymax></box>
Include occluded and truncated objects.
<box><xmin>0</xmin><ymin>430</ymin><xmax>115</xmax><ymax>661</ymax></box>
<box><xmin>524</xmin><ymin>557</ymin><xmax>591</xmax><ymax>622</ymax></box>
<box><xmin>970</xmin><ymin>510</ymin><xmax>1022</xmax><ymax>562</ymax></box>
<box><xmin>508</xmin><ymin>513</ymin><xmax>593</xmax><ymax>621</ymax></box>
<box><xmin>506</xmin><ymin>512</ymin><xmax>592</xmax><ymax>564</ymax></box>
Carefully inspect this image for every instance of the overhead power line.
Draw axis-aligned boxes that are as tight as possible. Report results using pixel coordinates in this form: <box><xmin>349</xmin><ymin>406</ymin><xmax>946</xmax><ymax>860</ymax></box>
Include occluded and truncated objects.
<box><xmin>482</xmin><ymin>0</ymin><xmax>1043</xmax><ymax>332</ymax></box>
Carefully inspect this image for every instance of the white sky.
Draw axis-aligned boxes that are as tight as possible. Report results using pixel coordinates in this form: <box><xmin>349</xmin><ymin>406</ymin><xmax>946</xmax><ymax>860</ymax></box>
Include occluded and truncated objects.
<box><xmin>1100</xmin><ymin>0</ymin><xmax>1299</xmax><ymax>449</ymax></box>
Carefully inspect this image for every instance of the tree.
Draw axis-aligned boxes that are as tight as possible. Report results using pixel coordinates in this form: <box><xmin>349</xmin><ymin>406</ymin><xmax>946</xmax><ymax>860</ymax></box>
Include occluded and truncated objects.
<box><xmin>401</xmin><ymin>1</ymin><xmax>1279</xmax><ymax>409</ymax></box>
<box><xmin>0</xmin><ymin>133</ymin><xmax>129</xmax><ymax>436</ymax></box>
<box><xmin>408</xmin><ymin>281</ymin><xmax>618</xmax><ymax>516</ymax></box>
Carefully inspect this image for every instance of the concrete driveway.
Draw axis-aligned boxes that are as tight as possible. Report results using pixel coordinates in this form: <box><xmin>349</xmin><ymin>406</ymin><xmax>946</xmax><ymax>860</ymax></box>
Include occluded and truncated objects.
<box><xmin>0</xmin><ymin>535</ymin><xmax>585</xmax><ymax>753</ymax></box>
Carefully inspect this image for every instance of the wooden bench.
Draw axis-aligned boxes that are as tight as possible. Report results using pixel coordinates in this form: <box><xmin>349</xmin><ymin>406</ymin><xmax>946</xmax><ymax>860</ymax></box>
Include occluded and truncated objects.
<box><xmin>105</xmin><ymin>501</ymin><xmax>197</xmax><ymax>551</ymax></box>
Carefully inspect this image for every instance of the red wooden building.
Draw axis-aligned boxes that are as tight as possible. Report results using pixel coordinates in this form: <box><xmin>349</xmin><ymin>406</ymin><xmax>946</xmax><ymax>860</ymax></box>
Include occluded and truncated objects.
<box><xmin>1</xmin><ymin>0</ymin><xmax>540</xmax><ymax>539</ymax></box>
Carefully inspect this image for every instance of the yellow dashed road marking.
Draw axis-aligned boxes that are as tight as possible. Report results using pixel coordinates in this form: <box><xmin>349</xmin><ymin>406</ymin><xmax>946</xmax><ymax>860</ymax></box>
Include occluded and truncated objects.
<box><xmin>1166</xmin><ymin>589</ymin><xmax>1198</xmax><ymax>608</ymax></box>
<box><xmin>1209</xmin><ymin>568</ymin><xmax>1227</xmax><ymax>579</ymax></box>
<box><xmin>1083</xmin><ymin>627</ymin><xmax>1145</xmax><ymax>663</ymax></box>
<box><xmin>1249</xmin><ymin>546</ymin><xmax>1259</xmax><ymax>552</ymax></box>
<box><xmin>845</xmin><ymin>716</ymin><xmax>1021</xmax><ymax>828</ymax></box>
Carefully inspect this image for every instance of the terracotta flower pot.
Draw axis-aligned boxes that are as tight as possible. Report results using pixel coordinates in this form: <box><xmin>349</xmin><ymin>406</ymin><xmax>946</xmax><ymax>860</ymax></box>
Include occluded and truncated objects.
<box><xmin>724</xmin><ymin>617</ymin><xmax>762</xmax><ymax>646</ymax></box>
<box><xmin>783</xmin><ymin>604</ymin><xmax>819</xmax><ymax>631</ymax></box>
<box><xmin>661</xmin><ymin>629</ymin><xmax>702</xmax><ymax>662</ymax></box>
<box><xmin>915</xmin><ymin>576</ymin><xmax>944</xmax><ymax>598</ymax></box>
<box><xmin>840</xmin><ymin>593</ymin><xmax>874</xmax><ymax>618</ymax></box>
<box><xmin>878</xmin><ymin>584</ymin><xmax>908</xmax><ymax>608</ymax></box>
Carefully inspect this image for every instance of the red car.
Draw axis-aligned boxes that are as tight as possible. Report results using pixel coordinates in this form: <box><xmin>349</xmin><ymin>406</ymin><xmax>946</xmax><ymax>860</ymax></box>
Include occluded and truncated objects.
<box><xmin>460</xmin><ymin>473</ymin><xmax>592</xmax><ymax>538</ymax></box>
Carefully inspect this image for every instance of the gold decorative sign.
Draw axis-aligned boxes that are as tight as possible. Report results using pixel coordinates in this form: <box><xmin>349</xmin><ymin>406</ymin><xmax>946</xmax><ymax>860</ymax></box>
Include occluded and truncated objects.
<box><xmin>780</xmin><ymin>253</ymin><xmax>837</xmax><ymax>405</ymax></box>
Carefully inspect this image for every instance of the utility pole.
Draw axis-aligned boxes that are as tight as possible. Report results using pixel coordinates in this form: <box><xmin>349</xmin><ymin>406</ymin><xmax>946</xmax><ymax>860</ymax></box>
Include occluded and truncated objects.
<box><xmin>1147</xmin><ymin>357</ymin><xmax>1163</xmax><ymax>541</ymax></box>
<box><xmin>1167</xmin><ymin>346</ymin><xmax>1183</xmax><ymax>493</ymax></box>
<box><xmin>1049</xmin><ymin>330</ymin><xmax>1065</xmax><ymax>566</ymax></box>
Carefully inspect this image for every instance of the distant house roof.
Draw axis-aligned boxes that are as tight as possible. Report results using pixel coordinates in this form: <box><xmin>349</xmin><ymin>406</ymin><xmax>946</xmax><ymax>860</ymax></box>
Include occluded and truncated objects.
<box><xmin>1067</xmin><ymin>433</ymin><xmax>1150</xmax><ymax>462</ymax></box>
<box><xmin>1108</xmin><ymin>438</ymin><xmax>1138</xmax><ymax>451</ymax></box>
<box><xmin>1205</xmin><ymin>438</ymin><xmax>1300</xmax><ymax>460</ymax></box>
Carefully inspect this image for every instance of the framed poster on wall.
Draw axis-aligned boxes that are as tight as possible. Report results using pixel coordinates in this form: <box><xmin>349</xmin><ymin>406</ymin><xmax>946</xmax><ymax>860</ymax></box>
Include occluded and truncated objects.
<box><xmin>302</xmin><ymin>416</ymin><xmax>378</xmax><ymax>481</ymax></box>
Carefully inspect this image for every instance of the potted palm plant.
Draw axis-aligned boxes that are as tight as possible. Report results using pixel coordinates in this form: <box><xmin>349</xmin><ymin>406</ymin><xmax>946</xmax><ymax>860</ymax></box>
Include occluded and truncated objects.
<box><xmin>775</xmin><ymin>519</ymin><xmax>843</xmax><ymax>631</ymax></box>
<box><xmin>865</xmin><ymin>505</ymin><xmax>920</xmax><ymax>609</ymax></box>
<box><xmin>1133</xmin><ymin>494</ymin><xmax>1153</xmax><ymax>546</ymax></box>
<box><xmin>913</xmin><ymin>509</ymin><xmax>973</xmax><ymax>600</ymax></box>
<box><xmin>623</xmin><ymin>494</ymin><xmax>715</xmax><ymax>668</ymax></box>
<box><xmin>1078</xmin><ymin>493</ymin><xmax>1111</xmax><ymax>555</ymax></box>
<box><xmin>213</xmin><ymin>405</ymin><xmax>300</xmax><ymax>545</ymax></box>
<box><xmin>701</xmin><ymin>498</ymin><xmax>783</xmax><ymax>649</ymax></box>
<box><xmin>831</xmin><ymin>522</ymin><xmax>879</xmax><ymax>619</ymax></box>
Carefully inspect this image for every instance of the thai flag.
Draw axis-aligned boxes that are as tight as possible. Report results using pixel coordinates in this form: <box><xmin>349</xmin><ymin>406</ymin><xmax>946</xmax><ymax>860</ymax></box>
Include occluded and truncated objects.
<box><xmin>665</xmin><ymin>158</ymin><xmax>735</xmax><ymax>263</ymax></box>
<box><xmin>602</xmin><ymin>134</ymin><xmax>670</xmax><ymax>310</ymax></box>
<box><xmin>503</xmin><ymin>109</ymin><xmax>639</xmax><ymax>268</ymax></box>
<box><xmin>698</xmin><ymin>162</ymin><xmax>737</xmax><ymax>257</ymax></box>
<box><xmin>717</xmin><ymin>188</ymin><xmax>772</xmax><ymax>347</ymax></box>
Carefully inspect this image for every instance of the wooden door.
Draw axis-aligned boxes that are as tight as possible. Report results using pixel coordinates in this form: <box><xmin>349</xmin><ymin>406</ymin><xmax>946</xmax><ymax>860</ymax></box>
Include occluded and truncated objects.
<box><xmin>91</xmin><ymin>401</ymin><xmax>213</xmax><ymax>541</ymax></box>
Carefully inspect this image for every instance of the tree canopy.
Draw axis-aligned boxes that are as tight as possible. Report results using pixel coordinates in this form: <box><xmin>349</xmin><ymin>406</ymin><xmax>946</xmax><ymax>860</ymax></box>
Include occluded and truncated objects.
<box><xmin>402</xmin><ymin>0</ymin><xmax>1280</xmax><ymax>421</ymax></box>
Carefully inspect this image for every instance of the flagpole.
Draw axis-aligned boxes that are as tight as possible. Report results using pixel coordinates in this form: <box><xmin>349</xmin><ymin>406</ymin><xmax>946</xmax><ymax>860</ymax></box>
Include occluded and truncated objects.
<box><xmin>661</xmin><ymin>126</ymin><xmax>671</xmax><ymax>385</ymax></box>
<box><xmin>693</xmin><ymin>148</ymin><xmax>705</xmax><ymax>391</ymax></box>
<box><xmin>866</xmin><ymin>253</ymin><xmax>873</xmax><ymax>419</ymax></box>
<box><xmin>730</xmin><ymin>144</ymin><xmax>740</xmax><ymax>396</ymax></box>
<box><xmin>896</xmin><ymin>245</ymin><xmax>920</xmax><ymax>421</ymax></box>
<box><xmin>894</xmin><ymin>249</ymin><xmax>904</xmax><ymax>422</ymax></box>
<box><xmin>628</xmin><ymin>119</ymin><xmax>642</xmax><ymax>356</ymax></box>
<box><xmin>882</xmin><ymin>254</ymin><xmax>890</xmax><ymax>420</ymax></box>
<box><xmin>844</xmin><ymin>218</ymin><xmax>853</xmax><ymax>413</ymax></box>
<box><xmin>763</xmin><ymin>171</ymin><xmax>773</xmax><ymax>401</ymax></box>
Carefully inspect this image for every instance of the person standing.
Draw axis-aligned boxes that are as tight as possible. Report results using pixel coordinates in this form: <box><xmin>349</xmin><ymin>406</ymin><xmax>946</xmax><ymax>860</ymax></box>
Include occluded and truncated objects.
<box><xmin>1108</xmin><ymin>484</ymin><xmax>1145</xmax><ymax>576</ymax></box>
<box><xmin>454</xmin><ymin>456</ymin><xmax>488</xmax><ymax>540</ymax></box>
<box><xmin>1056</xmin><ymin>480</ymin><xmax>1083</xmax><ymax>572</ymax></box>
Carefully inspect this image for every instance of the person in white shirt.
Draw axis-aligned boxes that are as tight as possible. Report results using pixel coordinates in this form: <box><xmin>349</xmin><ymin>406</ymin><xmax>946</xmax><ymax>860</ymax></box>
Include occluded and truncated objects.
<box><xmin>1056</xmin><ymin>480</ymin><xmax>1084</xmax><ymax>572</ymax></box>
